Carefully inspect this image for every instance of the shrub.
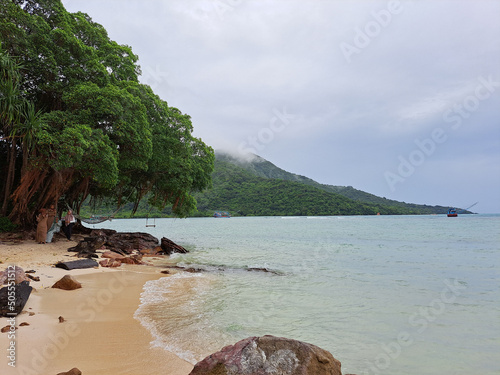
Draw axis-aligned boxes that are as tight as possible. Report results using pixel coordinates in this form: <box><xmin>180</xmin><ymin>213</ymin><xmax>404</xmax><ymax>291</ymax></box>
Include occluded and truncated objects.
<box><xmin>0</xmin><ymin>217</ymin><xmax>17</xmax><ymax>233</ymax></box>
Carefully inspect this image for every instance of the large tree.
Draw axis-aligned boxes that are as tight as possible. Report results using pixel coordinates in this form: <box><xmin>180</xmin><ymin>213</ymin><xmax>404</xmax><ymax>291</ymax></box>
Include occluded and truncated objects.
<box><xmin>0</xmin><ymin>0</ymin><xmax>214</xmax><ymax>227</ymax></box>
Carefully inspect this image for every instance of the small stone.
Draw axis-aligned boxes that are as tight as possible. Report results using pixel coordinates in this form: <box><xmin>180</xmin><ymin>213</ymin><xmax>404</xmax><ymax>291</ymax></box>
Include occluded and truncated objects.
<box><xmin>27</xmin><ymin>274</ymin><xmax>40</xmax><ymax>281</ymax></box>
<box><xmin>19</xmin><ymin>322</ymin><xmax>30</xmax><ymax>326</ymax></box>
<box><xmin>58</xmin><ymin>316</ymin><xmax>65</xmax><ymax>323</ymax></box>
<box><xmin>57</xmin><ymin>368</ymin><xmax>82</xmax><ymax>375</ymax></box>
<box><xmin>51</xmin><ymin>275</ymin><xmax>82</xmax><ymax>290</ymax></box>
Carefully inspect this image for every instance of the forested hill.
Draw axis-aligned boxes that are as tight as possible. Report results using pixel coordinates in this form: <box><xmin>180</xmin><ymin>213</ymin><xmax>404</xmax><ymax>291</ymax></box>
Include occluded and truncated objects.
<box><xmin>214</xmin><ymin>151</ymin><xmax>453</xmax><ymax>213</ymax></box>
<box><xmin>193</xmin><ymin>151</ymin><xmax>454</xmax><ymax>216</ymax></box>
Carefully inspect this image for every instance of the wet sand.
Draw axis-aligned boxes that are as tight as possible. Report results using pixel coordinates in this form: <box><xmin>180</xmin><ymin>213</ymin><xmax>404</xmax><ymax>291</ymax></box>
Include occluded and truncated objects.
<box><xmin>0</xmin><ymin>238</ymin><xmax>194</xmax><ymax>375</ymax></box>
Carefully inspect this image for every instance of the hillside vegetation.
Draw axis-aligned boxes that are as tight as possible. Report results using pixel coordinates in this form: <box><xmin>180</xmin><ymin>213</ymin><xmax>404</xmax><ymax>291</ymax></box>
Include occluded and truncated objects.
<box><xmin>192</xmin><ymin>152</ymin><xmax>454</xmax><ymax>216</ymax></box>
<box><xmin>81</xmin><ymin>151</ymin><xmax>457</xmax><ymax>218</ymax></box>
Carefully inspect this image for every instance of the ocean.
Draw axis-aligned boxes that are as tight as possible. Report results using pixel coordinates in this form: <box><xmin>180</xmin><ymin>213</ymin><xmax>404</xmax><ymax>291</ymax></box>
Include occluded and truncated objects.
<box><xmin>92</xmin><ymin>214</ymin><xmax>500</xmax><ymax>375</ymax></box>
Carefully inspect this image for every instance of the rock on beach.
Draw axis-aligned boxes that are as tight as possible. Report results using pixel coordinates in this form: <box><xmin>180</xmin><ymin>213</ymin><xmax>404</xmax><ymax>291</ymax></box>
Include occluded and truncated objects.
<box><xmin>189</xmin><ymin>335</ymin><xmax>342</xmax><ymax>375</ymax></box>
<box><xmin>0</xmin><ymin>266</ymin><xmax>29</xmax><ymax>285</ymax></box>
<box><xmin>51</xmin><ymin>275</ymin><xmax>82</xmax><ymax>290</ymax></box>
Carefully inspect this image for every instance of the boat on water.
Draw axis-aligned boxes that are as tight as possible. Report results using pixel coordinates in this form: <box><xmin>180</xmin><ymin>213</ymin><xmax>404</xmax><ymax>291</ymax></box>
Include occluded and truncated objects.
<box><xmin>213</xmin><ymin>211</ymin><xmax>231</xmax><ymax>218</ymax></box>
<box><xmin>446</xmin><ymin>202</ymin><xmax>478</xmax><ymax>217</ymax></box>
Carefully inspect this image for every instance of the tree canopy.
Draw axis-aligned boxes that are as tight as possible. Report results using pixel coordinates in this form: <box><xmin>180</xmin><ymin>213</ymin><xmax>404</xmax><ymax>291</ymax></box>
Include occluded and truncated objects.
<box><xmin>0</xmin><ymin>0</ymin><xmax>214</xmax><ymax>227</ymax></box>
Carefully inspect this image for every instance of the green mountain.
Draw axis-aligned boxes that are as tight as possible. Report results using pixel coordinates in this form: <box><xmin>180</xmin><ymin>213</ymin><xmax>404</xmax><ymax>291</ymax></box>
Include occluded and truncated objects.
<box><xmin>193</xmin><ymin>151</ymin><xmax>454</xmax><ymax>216</ymax></box>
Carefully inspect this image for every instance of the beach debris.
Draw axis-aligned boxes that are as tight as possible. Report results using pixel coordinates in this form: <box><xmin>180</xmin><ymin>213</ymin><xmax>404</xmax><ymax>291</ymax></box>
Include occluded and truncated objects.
<box><xmin>29</xmin><ymin>312</ymin><xmax>35</xmax><ymax>316</ymax></box>
<box><xmin>51</xmin><ymin>275</ymin><xmax>82</xmax><ymax>290</ymax></box>
<box><xmin>189</xmin><ymin>335</ymin><xmax>342</xmax><ymax>375</ymax></box>
<box><xmin>58</xmin><ymin>316</ymin><xmax>65</xmax><ymax>323</ymax></box>
<box><xmin>160</xmin><ymin>270</ymin><xmax>170</xmax><ymax>274</ymax></box>
<box><xmin>19</xmin><ymin>322</ymin><xmax>29</xmax><ymax>326</ymax></box>
<box><xmin>25</xmin><ymin>270</ymin><xmax>36</xmax><ymax>274</ymax></box>
<box><xmin>0</xmin><ymin>280</ymin><xmax>33</xmax><ymax>317</ymax></box>
<box><xmin>57</xmin><ymin>367</ymin><xmax>81</xmax><ymax>375</ymax></box>
<box><xmin>27</xmin><ymin>274</ymin><xmax>40</xmax><ymax>282</ymax></box>
<box><xmin>55</xmin><ymin>258</ymin><xmax>99</xmax><ymax>270</ymax></box>
<box><xmin>0</xmin><ymin>266</ymin><xmax>29</xmax><ymax>285</ymax></box>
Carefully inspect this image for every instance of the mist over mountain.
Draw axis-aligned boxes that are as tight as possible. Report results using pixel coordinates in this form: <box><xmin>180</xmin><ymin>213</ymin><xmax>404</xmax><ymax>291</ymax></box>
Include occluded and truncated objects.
<box><xmin>192</xmin><ymin>151</ymin><xmax>456</xmax><ymax>216</ymax></box>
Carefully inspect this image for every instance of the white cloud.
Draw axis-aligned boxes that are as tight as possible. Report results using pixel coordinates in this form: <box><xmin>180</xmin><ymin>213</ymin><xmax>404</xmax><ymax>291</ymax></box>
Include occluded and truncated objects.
<box><xmin>62</xmin><ymin>0</ymin><xmax>500</xmax><ymax>212</ymax></box>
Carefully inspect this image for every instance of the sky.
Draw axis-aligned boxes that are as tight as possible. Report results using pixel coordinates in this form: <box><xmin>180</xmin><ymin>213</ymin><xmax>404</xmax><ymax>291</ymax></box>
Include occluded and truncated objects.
<box><xmin>61</xmin><ymin>0</ymin><xmax>500</xmax><ymax>213</ymax></box>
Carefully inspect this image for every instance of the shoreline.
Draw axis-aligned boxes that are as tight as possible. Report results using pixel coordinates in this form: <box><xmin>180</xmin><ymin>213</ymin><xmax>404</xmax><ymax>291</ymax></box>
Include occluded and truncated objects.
<box><xmin>0</xmin><ymin>238</ymin><xmax>194</xmax><ymax>375</ymax></box>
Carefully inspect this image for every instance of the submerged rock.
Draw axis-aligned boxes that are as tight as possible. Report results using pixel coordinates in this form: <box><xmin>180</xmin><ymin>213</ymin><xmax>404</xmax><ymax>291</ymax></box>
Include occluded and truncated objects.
<box><xmin>189</xmin><ymin>335</ymin><xmax>342</xmax><ymax>375</ymax></box>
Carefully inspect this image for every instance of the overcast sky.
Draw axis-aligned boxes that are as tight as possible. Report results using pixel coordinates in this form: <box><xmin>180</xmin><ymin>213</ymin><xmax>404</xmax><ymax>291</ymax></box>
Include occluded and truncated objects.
<box><xmin>62</xmin><ymin>0</ymin><xmax>500</xmax><ymax>213</ymax></box>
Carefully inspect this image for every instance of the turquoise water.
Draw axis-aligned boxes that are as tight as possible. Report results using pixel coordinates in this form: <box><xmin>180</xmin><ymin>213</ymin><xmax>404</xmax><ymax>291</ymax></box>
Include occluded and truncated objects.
<box><xmin>93</xmin><ymin>215</ymin><xmax>500</xmax><ymax>374</ymax></box>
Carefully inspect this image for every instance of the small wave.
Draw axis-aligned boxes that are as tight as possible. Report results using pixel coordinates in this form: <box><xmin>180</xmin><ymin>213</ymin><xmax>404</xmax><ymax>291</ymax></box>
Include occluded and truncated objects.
<box><xmin>134</xmin><ymin>273</ymin><xmax>208</xmax><ymax>364</ymax></box>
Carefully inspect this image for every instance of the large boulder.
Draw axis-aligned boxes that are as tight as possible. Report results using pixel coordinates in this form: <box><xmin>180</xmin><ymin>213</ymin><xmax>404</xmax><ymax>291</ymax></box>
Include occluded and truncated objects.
<box><xmin>160</xmin><ymin>237</ymin><xmax>188</xmax><ymax>255</ymax></box>
<box><xmin>189</xmin><ymin>335</ymin><xmax>342</xmax><ymax>375</ymax></box>
<box><xmin>0</xmin><ymin>281</ymin><xmax>32</xmax><ymax>317</ymax></box>
<box><xmin>68</xmin><ymin>235</ymin><xmax>106</xmax><ymax>258</ymax></box>
<box><xmin>104</xmin><ymin>232</ymin><xmax>160</xmax><ymax>255</ymax></box>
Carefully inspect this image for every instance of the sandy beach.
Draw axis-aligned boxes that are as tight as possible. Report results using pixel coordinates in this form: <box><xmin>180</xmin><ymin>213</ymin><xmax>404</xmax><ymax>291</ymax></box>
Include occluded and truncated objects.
<box><xmin>0</xmin><ymin>236</ymin><xmax>194</xmax><ymax>375</ymax></box>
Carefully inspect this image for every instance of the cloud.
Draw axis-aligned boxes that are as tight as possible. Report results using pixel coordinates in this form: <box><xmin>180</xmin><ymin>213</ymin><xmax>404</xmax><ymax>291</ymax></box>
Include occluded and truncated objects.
<box><xmin>61</xmin><ymin>0</ymin><xmax>500</xmax><ymax>212</ymax></box>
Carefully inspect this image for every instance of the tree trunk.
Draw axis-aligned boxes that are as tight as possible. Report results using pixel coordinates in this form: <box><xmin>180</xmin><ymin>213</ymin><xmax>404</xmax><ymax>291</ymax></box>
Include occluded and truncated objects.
<box><xmin>1</xmin><ymin>139</ymin><xmax>17</xmax><ymax>216</ymax></box>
